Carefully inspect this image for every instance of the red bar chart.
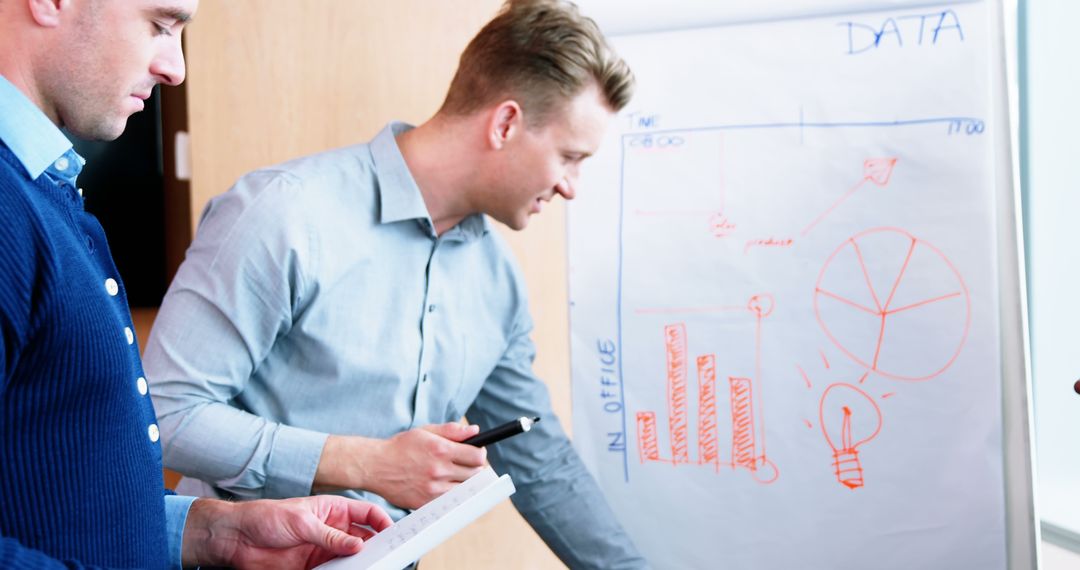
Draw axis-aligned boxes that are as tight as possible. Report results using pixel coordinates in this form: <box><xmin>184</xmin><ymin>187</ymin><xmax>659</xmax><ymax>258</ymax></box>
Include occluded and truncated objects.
<box><xmin>634</xmin><ymin>297</ymin><xmax>778</xmax><ymax>484</ymax></box>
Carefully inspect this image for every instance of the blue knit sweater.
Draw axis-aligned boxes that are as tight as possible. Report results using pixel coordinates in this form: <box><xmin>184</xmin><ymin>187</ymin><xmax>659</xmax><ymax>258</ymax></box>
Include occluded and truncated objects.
<box><xmin>0</xmin><ymin>140</ymin><xmax>170</xmax><ymax>568</ymax></box>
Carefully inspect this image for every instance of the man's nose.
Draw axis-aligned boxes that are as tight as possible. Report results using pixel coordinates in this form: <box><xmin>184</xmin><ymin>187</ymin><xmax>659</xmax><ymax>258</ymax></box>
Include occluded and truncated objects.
<box><xmin>555</xmin><ymin>177</ymin><xmax>576</xmax><ymax>200</ymax></box>
<box><xmin>151</xmin><ymin>37</ymin><xmax>187</xmax><ymax>87</ymax></box>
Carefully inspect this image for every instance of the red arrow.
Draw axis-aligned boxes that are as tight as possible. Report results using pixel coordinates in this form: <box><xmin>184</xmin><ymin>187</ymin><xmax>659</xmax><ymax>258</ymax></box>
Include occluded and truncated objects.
<box><xmin>801</xmin><ymin>157</ymin><xmax>899</xmax><ymax>237</ymax></box>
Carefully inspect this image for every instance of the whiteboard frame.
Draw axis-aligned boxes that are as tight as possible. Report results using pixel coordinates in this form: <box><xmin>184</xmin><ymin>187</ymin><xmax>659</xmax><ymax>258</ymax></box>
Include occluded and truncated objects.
<box><xmin>991</xmin><ymin>0</ymin><xmax>1041</xmax><ymax>567</ymax></box>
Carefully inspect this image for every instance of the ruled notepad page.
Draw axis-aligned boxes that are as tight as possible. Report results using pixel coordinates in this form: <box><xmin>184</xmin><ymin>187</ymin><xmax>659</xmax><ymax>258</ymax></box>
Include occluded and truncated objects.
<box><xmin>315</xmin><ymin>467</ymin><xmax>516</xmax><ymax>570</ymax></box>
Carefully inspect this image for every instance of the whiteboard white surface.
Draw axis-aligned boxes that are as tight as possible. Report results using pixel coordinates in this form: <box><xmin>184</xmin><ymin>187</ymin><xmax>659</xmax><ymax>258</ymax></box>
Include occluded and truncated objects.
<box><xmin>568</xmin><ymin>2</ymin><xmax>1027</xmax><ymax>568</ymax></box>
<box><xmin>314</xmin><ymin>468</ymin><xmax>514</xmax><ymax>570</ymax></box>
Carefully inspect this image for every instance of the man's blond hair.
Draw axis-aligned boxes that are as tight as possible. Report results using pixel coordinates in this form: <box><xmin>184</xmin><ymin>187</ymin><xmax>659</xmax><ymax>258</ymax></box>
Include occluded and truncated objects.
<box><xmin>440</xmin><ymin>0</ymin><xmax>634</xmax><ymax>124</ymax></box>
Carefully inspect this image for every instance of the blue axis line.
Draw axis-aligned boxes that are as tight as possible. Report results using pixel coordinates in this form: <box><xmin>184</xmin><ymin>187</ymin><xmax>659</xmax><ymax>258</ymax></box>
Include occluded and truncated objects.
<box><xmin>616</xmin><ymin>137</ymin><xmax>629</xmax><ymax>483</ymax></box>
<box><xmin>620</xmin><ymin>115</ymin><xmax>983</xmax><ymax>139</ymax></box>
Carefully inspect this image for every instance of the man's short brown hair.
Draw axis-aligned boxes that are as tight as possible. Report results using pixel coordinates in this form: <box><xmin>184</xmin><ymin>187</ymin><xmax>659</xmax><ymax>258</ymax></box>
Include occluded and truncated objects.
<box><xmin>440</xmin><ymin>0</ymin><xmax>634</xmax><ymax>124</ymax></box>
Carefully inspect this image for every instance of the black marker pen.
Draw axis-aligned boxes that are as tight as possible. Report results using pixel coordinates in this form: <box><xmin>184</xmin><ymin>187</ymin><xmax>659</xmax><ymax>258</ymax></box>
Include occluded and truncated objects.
<box><xmin>463</xmin><ymin>416</ymin><xmax>540</xmax><ymax>447</ymax></box>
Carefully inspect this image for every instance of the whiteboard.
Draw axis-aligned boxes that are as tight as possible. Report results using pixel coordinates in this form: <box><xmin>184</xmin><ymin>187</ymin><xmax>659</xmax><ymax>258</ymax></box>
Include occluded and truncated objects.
<box><xmin>567</xmin><ymin>2</ymin><xmax>1035</xmax><ymax>568</ymax></box>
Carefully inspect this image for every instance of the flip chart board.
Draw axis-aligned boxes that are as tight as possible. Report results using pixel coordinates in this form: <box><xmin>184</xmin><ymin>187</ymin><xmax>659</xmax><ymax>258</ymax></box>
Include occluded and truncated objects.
<box><xmin>568</xmin><ymin>1</ymin><xmax>1035</xmax><ymax>568</ymax></box>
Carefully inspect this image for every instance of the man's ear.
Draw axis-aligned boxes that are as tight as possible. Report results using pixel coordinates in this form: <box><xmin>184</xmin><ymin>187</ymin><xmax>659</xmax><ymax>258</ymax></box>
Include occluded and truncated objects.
<box><xmin>486</xmin><ymin>100</ymin><xmax>524</xmax><ymax>150</ymax></box>
<box><xmin>27</xmin><ymin>0</ymin><xmax>68</xmax><ymax>27</ymax></box>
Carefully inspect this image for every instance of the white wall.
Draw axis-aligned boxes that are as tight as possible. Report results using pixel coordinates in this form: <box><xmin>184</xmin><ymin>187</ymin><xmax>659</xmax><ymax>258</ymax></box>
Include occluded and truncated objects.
<box><xmin>1023</xmin><ymin>0</ymin><xmax>1080</xmax><ymax>564</ymax></box>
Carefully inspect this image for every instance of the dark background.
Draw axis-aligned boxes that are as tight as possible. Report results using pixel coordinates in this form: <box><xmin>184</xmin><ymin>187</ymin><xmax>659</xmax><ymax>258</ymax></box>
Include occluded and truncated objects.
<box><xmin>67</xmin><ymin>86</ymin><xmax>189</xmax><ymax>308</ymax></box>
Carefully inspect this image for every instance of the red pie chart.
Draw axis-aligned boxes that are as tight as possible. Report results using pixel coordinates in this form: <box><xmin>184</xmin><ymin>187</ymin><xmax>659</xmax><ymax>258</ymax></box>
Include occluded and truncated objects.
<box><xmin>814</xmin><ymin>227</ymin><xmax>971</xmax><ymax>381</ymax></box>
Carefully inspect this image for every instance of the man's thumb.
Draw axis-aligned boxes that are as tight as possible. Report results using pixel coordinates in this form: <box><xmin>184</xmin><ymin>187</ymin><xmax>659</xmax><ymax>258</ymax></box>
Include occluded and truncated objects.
<box><xmin>316</xmin><ymin>525</ymin><xmax>364</xmax><ymax>555</ymax></box>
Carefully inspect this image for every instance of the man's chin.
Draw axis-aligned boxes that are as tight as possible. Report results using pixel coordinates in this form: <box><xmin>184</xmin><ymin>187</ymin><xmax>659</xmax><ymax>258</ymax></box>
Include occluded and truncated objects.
<box><xmin>500</xmin><ymin>214</ymin><xmax>530</xmax><ymax>232</ymax></box>
<box><xmin>99</xmin><ymin>116</ymin><xmax>133</xmax><ymax>141</ymax></box>
<box><xmin>65</xmin><ymin>110</ymin><xmax>131</xmax><ymax>142</ymax></box>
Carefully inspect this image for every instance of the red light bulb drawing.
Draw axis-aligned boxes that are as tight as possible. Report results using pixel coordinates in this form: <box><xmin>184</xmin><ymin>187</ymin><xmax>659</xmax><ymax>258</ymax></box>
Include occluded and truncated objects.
<box><xmin>819</xmin><ymin>383</ymin><xmax>882</xmax><ymax>489</ymax></box>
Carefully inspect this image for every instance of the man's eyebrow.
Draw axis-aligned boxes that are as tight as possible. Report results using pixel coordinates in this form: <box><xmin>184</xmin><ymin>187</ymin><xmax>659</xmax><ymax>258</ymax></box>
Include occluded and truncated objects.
<box><xmin>152</xmin><ymin>7</ymin><xmax>193</xmax><ymax>23</ymax></box>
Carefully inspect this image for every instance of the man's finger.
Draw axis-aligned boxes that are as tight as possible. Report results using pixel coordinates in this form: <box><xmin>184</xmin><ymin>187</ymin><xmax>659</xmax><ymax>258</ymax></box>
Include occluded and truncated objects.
<box><xmin>451</xmin><ymin>467</ymin><xmax>486</xmax><ymax>484</ymax></box>
<box><xmin>449</xmin><ymin>440</ymin><xmax>487</xmax><ymax>468</ymax></box>
<box><xmin>436</xmin><ymin>463</ymin><xmax>480</xmax><ymax>485</ymax></box>
<box><xmin>422</xmin><ymin>421</ymin><xmax>479</xmax><ymax>442</ymax></box>
<box><xmin>349</xmin><ymin>523</ymin><xmax>377</xmax><ymax>541</ymax></box>
<box><xmin>343</xmin><ymin>500</ymin><xmax>394</xmax><ymax>532</ymax></box>
<box><xmin>445</xmin><ymin>462</ymin><xmax>486</xmax><ymax>483</ymax></box>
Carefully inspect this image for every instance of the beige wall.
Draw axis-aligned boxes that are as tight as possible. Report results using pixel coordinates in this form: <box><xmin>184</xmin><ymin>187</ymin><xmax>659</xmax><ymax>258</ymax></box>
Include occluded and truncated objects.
<box><xmin>183</xmin><ymin>2</ymin><xmax>571</xmax><ymax>568</ymax></box>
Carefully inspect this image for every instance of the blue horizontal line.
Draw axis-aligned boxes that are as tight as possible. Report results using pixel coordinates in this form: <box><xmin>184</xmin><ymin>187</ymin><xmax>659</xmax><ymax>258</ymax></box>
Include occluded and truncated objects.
<box><xmin>621</xmin><ymin>116</ymin><xmax>982</xmax><ymax>138</ymax></box>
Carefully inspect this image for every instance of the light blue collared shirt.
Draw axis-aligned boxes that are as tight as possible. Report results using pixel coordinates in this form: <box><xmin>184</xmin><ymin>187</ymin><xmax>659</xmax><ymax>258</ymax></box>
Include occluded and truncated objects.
<box><xmin>0</xmin><ymin>75</ymin><xmax>84</xmax><ymax>190</ymax></box>
<box><xmin>0</xmin><ymin>73</ymin><xmax>195</xmax><ymax>570</ymax></box>
<box><xmin>145</xmin><ymin>122</ymin><xmax>647</xmax><ymax>568</ymax></box>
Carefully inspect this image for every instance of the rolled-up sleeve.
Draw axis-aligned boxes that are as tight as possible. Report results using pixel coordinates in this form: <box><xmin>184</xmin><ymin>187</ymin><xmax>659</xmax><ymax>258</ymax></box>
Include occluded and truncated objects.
<box><xmin>144</xmin><ymin>170</ymin><xmax>328</xmax><ymax>500</ymax></box>
<box><xmin>465</xmin><ymin>305</ymin><xmax>649</xmax><ymax>570</ymax></box>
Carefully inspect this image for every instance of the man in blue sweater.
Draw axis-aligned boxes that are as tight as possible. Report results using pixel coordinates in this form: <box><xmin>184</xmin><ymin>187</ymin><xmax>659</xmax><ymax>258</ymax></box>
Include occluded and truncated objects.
<box><xmin>0</xmin><ymin>0</ymin><xmax>392</xmax><ymax>568</ymax></box>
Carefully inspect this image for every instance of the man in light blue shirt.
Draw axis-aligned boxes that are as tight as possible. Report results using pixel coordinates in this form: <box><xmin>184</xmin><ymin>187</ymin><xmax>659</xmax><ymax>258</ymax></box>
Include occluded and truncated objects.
<box><xmin>145</xmin><ymin>0</ymin><xmax>647</xmax><ymax>567</ymax></box>
<box><xmin>0</xmin><ymin>1</ymin><xmax>390</xmax><ymax>568</ymax></box>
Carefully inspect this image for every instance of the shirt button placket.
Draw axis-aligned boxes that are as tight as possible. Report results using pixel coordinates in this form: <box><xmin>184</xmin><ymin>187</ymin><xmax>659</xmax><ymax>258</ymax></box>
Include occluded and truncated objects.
<box><xmin>415</xmin><ymin>241</ymin><xmax>442</xmax><ymax>423</ymax></box>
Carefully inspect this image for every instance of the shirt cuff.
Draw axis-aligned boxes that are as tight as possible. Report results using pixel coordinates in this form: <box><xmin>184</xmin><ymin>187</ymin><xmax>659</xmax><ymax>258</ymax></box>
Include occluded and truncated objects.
<box><xmin>165</xmin><ymin>494</ymin><xmax>198</xmax><ymax>570</ymax></box>
<box><xmin>265</xmin><ymin>424</ymin><xmax>329</xmax><ymax>498</ymax></box>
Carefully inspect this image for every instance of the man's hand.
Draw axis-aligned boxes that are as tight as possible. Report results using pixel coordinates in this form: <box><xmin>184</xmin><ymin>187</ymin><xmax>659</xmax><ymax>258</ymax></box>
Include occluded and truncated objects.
<box><xmin>181</xmin><ymin>495</ymin><xmax>393</xmax><ymax>569</ymax></box>
<box><xmin>315</xmin><ymin>422</ymin><xmax>488</xmax><ymax>509</ymax></box>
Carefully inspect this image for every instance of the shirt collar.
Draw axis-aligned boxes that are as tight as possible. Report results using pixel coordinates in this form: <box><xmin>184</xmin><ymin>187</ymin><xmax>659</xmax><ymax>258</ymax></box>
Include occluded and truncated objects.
<box><xmin>0</xmin><ymin>74</ymin><xmax>84</xmax><ymax>184</ymax></box>
<box><xmin>370</xmin><ymin>121</ymin><xmax>490</xmax><ymax>240</ymax></box>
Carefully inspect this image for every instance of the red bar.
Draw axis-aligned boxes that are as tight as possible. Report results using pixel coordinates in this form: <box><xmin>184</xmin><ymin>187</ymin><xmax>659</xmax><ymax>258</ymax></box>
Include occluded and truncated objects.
<box><xmin>665</xmin><ymin>324</ymin><xmax>689</xmax><ymax>464</ymax></box>
<box><xmin>636</xmin><ymin>412</ymin><xmax>660</xmax><ymax>463</ymax></box>
<box><xmin>697</xmin><ymin>355</ymin><xmax>718</xmax><ymax>466</ymax></box>
<box><xmin>729</xmin><ymin>376</ymin><xmax>756</xmax><ymax>469</ymax></box>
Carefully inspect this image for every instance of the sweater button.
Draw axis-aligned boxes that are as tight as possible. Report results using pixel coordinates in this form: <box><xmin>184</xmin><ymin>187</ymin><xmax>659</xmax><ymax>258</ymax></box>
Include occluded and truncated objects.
<box><xmin>148</xmin><ymin>424</ymin><xmax>160</xmax><ymax>443</ymax></box>
<box><xmin>124</xmin><ymin>327</ymin><xmax>134</xmax><ymax>345</ymax></box>
<box><xmin>105</xmin><ymin>278</ymin><xmax>119</xmax><ymax>297</ymax></box>
<box><xmin>137</xmin><ymin>377</ymin><xmax>148</xmax><ymax>396</ymax></box>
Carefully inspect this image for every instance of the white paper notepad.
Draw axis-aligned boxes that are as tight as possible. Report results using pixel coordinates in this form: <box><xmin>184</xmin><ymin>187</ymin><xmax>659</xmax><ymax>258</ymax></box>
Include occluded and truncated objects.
<box><xmin>315</xmin><ymin>467</ymin><xmax>516</xmax><ymax>570</ymax></box>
